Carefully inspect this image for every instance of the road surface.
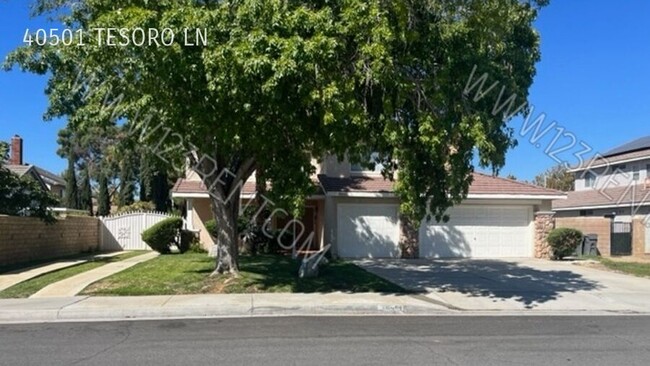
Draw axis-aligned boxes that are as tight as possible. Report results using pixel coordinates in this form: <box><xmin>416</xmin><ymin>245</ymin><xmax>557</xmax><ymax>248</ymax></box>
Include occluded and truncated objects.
<box><xmin>1</xmin><ymin>316</ymin><xmax>649</xmax><ymax>365</ymax></box>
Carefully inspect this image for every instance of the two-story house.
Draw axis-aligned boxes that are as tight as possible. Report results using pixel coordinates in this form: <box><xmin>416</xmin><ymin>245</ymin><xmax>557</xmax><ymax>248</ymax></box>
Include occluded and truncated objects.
<box><xmin>172</xmin><ymin>156</ymin><xmax>565</xmax><ymax>259</ymax></box>
<box><xmin>553</xmin><ymin>136</ymin><xmax>650</xmax><ymax>222</ymax></box>
<box><xmin>4</xmin><ymin>135</ymin><xmax>66</xmax><ymax>200</ymax></box>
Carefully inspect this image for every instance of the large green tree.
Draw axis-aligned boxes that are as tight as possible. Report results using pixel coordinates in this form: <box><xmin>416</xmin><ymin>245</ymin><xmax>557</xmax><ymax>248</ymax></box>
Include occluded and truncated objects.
<box><xmin>57</xmin><ymin>128</ymin><xmax>81</xmax><ymax>209</ymax></box>
<box><xmin>0</xmin><ymin>141</ymin><xmax>58</xmax><ymax>222</ymax></box>
<box><xmin>79</xmin><ymin>162</ymin><xmax>94</xmax><ymax>216</ymax></box>
<box><xmin>533</xmin><ymin>164</ymin><xmax>575</xmax><ymax>192</ymax></box>
<box><xmin>118</xmin><ymin>156</ymin><xmax>136</xmax><ymax>207</ymax></box>
<box><xmin>6</xmin><ymin>0</ymin><xmax>547</xmax><ymax>274</ymax></box>
<box><xmin>96</xmin><ymin>172</ymin><xmax>111</xmax><ymax>216</ymax></box>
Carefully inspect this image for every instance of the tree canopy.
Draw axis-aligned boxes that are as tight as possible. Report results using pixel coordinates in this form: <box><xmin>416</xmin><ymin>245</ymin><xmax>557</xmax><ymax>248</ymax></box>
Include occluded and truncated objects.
<box><xmin>533</xmin><ymin>164</ymin><xmax>575</xmax><ymax>192</ymax></box>
<box><xmin>6</xmin><ymin>0</ymin><xmax>547</xmax><ymax>273</ymax></box>
<box><xmin>0</xmin><ymin>141</ymin><xmax>58</xmax><ymax>222</ymax></box>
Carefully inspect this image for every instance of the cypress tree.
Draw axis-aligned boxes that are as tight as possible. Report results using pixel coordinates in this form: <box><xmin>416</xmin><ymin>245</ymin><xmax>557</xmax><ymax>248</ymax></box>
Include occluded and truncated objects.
<box><xmin>79</xmin><ymin>164</ymin><xmax>93</xmax><ymax>216</ymax></box>
<box><xmin>97</xmin><ymin>172</ymin><xmax>110</xmax><ymax>216</ymax></box>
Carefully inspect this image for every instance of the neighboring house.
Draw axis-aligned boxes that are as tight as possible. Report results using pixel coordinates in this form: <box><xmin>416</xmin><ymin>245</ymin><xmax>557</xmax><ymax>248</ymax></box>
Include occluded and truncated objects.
<box><xmin>553</xmin><ymin>136</ymin><xmax>650</xmax><ymax>222</ymax></box>
<box><xmin>4</xmin><ymin>135</ymin><xmax>66</xmax><ymax>200</ymax></box>
<box><xmin>172</xmin><ymin>155</ymin><xmax>565</xmax><ymax>259</ymax></box>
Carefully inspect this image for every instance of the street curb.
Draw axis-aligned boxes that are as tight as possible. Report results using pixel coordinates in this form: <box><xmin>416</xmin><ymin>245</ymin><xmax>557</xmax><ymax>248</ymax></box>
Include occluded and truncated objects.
<box><xmin>3</xmin><ymin>300</ymin><xmax>650</xmax><ymax>324</ymax></box>
<box><xmin>0</xmin><ymin>294</ymin><xmax>457</xmax><ymax>324</ymax></box>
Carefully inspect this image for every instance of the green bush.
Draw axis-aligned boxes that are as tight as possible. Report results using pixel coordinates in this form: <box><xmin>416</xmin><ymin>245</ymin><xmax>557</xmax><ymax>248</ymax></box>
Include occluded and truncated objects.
<box><xmin>186</xmin><ymin>240</ymin><xmax>208</xmax><ymax>254</ymax></box>
<box><xmin>547</xmin><ymin>227</ymin><xmax>583</xmax><ymax>260</ymax></box>
<box><xmin>179</xmin><ymin>230</ymin><xmax>197</xmax><ymax>253</ymax></box>
<box><xmin>205</xmin><ymin>219</ymin><xmax>217</xmax><ymax>238</ymax></box>
<box><xmin>116</xmin><ymin>201</ymin><xmax>156</xmax><ymax>214</ymax></box>
<box><xmin>141</xmin><ymin>217</ymin><xmax>182</xmax><ymax>254</ymax></box>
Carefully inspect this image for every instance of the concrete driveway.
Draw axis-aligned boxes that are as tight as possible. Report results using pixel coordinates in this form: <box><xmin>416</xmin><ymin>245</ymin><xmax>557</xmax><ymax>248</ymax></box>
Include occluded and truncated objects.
<box><xmin>356</xmin><ymin>258</ymin><xmax>650</xmax><ymax>313</ymax></box>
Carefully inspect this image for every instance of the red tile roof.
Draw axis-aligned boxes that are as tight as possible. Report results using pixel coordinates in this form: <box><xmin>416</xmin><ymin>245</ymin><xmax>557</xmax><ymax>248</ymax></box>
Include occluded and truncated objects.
<box><xmin>173</xmin><ymin>173</ymin><xmax>565</xmax><ymax>198</ymax></box>
<box><xmin>469</xmin><ymin>172</ymin><xmax>565</xmax><ymax>196</ymax></box>
<box><xmin>172</xmin><ymin>179</ymin><xmax>256</xmax><ymax>195</ymax></box>
<box><xmin>553</xmin><ymin>184</ymin><xmax>650</xmax><ymax>210</ymax></box>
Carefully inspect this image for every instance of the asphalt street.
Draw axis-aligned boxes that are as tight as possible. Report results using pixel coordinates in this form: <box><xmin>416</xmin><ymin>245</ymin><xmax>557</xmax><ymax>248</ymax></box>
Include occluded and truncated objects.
<box><xmin>1</xmin><ymin>316</ymin><xmax>649</xmax><ymax>365</ymax></box>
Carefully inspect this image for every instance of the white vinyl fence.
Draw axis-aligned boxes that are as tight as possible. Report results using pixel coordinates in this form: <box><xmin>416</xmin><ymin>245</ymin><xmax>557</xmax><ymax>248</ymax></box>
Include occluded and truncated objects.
<box><xmin>100</xmin><ymin>211</ymin><xmax>178</xmax><ymax>251</ymax></box>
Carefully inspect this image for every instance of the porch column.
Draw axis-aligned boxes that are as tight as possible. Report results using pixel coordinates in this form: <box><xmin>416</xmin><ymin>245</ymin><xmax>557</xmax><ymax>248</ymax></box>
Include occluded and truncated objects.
<box><xmin>186</xmin><ymin>199</ymin><xmax>195</xmax><ymax>230</ymax></box>
<box><xmin>399</xmin><ymin>215</ymin><xmax>419</xmax><ymax>259</ymax></box>
<box><xmin>534</xmin><ymin>211</ymin><xmax>556</xmax><ymax>259</ymax></box>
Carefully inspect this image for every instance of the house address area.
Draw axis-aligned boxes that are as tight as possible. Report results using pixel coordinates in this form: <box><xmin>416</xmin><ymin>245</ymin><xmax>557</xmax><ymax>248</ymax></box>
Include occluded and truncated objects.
<box><xmin>23</xmin><ymin>27</ymin><xmax>209</xmax><ymax>47</ymax></box>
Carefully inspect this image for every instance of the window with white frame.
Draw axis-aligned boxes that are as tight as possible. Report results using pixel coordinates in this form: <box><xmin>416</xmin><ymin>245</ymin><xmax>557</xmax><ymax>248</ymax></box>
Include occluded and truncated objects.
<box><xmin>585</xmin><ymin>172</ymin><xmax>596</xmax><ymax>188</ymax></box>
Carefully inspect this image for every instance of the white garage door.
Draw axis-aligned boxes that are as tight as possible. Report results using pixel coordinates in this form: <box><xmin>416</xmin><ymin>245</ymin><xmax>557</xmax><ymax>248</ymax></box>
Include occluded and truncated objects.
<box><xmin>337</xmin><ymin>204</ymin><xmax>401</xmax><ymax>258</ymax></box>
<box><xmin>420</xmin><ymin>206</ymin><xmax>532</xmax><ymax>258</ymax></box>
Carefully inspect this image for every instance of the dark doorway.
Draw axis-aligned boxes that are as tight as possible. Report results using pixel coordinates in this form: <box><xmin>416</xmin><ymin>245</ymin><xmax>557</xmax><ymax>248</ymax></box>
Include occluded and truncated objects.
<box><xmin>610</xmin><ymin>221</ymin><xmax>632</xmax><ymax>256</ymax></box>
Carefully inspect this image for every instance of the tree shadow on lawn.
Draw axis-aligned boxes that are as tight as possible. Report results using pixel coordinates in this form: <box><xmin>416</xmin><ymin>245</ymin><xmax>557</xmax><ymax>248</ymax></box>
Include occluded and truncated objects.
<box><xmin>356</xmin><ymin>259</ymin><xmax>603</xmax><ymax>309</ymax></box>
<box><xmin>213</xmin><ymin>254</ymin><xmax>408</xmax><ymax>294</ymax></box>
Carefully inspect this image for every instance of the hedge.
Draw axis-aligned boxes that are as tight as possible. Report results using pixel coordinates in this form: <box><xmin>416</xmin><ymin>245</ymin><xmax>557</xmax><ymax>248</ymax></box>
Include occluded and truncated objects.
<box><xmin>547</xmin><ymin>227</ymin><xmax>583</xmax><ymax>260</ymax></box>
<box><xmin>141</xmin><ymin>217</ymin><xmax>183</xmax><ymax>254</ymax></box>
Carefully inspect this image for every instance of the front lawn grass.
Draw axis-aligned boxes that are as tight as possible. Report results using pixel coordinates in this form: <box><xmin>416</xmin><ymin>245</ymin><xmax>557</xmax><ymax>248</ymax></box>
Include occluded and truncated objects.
<box><xmin>0</xmin><ymin>251</ymin><xmax>147</xmax><ymax>299</ymax></box>
<box><xmin>81</xmin><ymin>253</ymin><xmax>408</xmax><ymax>296</ymax></box>
<box><xmin>597</xmin><ymin>258</ymin><xmax>650</xmax><ymax>278</ymax></box>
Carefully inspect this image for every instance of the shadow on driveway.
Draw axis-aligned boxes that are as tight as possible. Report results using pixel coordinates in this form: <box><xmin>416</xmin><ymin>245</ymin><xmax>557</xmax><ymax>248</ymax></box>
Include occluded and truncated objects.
<box><xmin>356</xmin><ymin>259</ymin><xmax>602</xmax><ymax>309</ymax></box>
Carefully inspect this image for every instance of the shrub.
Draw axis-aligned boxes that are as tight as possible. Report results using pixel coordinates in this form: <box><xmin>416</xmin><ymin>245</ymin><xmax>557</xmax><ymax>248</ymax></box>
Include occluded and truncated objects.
<box><xmin>116</xmin><ymin>201</ymin><xmax>156</xmax><ymax>214</ymax></box>
<box><xmin>187</xmin><ymin>240</ymin><xmax>208</xmax><ymax>254</ymax></box>
<box><xmin>204</xmin><ymin>219</ymin><xmax>217</xmax><ymax>238</ymax></box>
<box><xmin>141</xmin><ymin>217</ymin><xmax>183</xmax><ymax>254</ymax></box>
<box><xmin>179</xmin><ymin>230</ymin><xmax>197</xmax><ymax>254</ymax></box>
<box><xmin>547</xmin><ymin>227</ymin><xmax>583</xmax><ymax>260</ymax></box>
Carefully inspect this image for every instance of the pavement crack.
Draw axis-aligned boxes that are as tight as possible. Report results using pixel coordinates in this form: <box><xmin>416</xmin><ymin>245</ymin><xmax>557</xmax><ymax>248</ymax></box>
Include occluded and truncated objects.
<box><xmin>56</xmin><ymin>297</ymin><xmax>90</xmax><ymax>320</ymax></box>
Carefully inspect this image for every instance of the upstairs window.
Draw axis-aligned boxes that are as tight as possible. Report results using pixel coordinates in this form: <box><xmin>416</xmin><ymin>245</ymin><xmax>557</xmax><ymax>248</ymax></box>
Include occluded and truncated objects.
<box><xmin>350</xmin><ymin>152</ymin><xmax>384</xmax><ymax>174</ymax></box>
<box><xmin>585</xmin><ymin>172</ymin><xmax>596</xmax><ymax>188</ymax></box>
<box><xmin>632</xmin><ymin>165</ymin><xmax>639</xmax><ymax>181</ymax></box>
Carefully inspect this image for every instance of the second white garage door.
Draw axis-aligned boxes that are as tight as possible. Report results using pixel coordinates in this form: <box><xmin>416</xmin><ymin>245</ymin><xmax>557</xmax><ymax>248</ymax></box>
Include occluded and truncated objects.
<box><xmin>337</xmin><ymin>204</ymin><xmax>401</xmax><ymax>258</ymax></box>
<box><xmin>419</xmin><ymin>206</ymin><xmax>533</xmax><ymax>258</ymax></box>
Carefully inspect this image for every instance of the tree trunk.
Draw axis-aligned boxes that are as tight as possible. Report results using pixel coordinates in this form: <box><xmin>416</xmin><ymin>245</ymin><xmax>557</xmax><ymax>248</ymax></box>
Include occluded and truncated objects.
<box><xmin>210</xmin><ymin>190</ymin><xmax>241</xmax><ymax>276</ymax></box>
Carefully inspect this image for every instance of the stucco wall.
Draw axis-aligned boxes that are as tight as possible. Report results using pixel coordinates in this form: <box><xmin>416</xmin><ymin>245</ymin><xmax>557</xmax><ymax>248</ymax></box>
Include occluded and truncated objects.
<box><xmin>574</xmin><ymin>159</ymin><xmax>650</xmax><ymax>191</ymax></box>
<box><xmin>190</xmin><ymin>198</ymin><xmax>216</xmax><ymax>250</ymax></box>
<box><xmin>0</xmin><ymin>215</ymin><xmax>99</xmax><ymax>267</ymax></box>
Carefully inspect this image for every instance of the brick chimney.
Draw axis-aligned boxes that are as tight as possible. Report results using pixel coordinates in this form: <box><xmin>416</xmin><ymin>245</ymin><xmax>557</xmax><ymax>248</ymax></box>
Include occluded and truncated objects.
<box><xmin>10</xmin><ymin>135</ymin><xmax>23</xmax><ymax>165</ymax></box>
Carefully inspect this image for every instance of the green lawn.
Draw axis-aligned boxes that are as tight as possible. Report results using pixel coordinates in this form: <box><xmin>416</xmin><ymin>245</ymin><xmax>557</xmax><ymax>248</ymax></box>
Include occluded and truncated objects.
<box><xmin>597</xmin><ymin>258</ymin><xmax>650</xmax><ymax>278</ymax></box>
<box><xmin>81</xmin><ymin>253</ymin><xmax>408</xmax><ymax>296</ymax></box>
<box><xmin>0</xmin><ymin>251</ymin><xmax>147</xmax><ymax>299</ymax></box>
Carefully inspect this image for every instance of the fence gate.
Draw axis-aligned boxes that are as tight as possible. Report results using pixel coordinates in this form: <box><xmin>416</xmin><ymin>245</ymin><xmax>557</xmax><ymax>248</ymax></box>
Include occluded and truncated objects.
<box><xmin>100</xmin><ymin>211</ymin><xmax>177</xmax><ymax>251</ymax></box>
<box><xmin>610</xmin><ymin>221</ymin><xmax>632</xmax><ymax>256</ymax></box>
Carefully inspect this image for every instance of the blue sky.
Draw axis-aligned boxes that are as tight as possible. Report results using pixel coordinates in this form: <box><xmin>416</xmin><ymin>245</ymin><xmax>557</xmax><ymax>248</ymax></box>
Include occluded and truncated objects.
<box><xmin>0</xmin><ymin>1</ymin><xmax>649</xmax><ymax>179</ymax></box>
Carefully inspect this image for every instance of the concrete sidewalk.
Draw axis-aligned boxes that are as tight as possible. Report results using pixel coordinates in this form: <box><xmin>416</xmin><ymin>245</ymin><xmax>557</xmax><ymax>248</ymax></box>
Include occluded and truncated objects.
<box><xmin>0</xmin><ymin>252</ymin><xmax>127</xmax><ymax>292</ymax></box>
<box><xmin>30</xmin><ymin>252</ymin><xmax>159</xmax><ymax>298</ymax></box>
<box><xmin>0</xmin><ymin>293</ymin><xmax>451</xmax><ymax>323</ymax></box>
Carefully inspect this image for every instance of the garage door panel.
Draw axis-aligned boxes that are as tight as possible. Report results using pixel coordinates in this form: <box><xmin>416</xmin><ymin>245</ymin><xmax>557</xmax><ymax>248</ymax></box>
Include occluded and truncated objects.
<box><xmin>337</xmin><ymin>204</ymin><xmax>400</xmax><ymax>258</ymax></box>
<box><xmin>420</xmin><ymin>206</ymin><xmax>532</xmax><ymax>258</ymax></box>
<box><xmin>420</xmin><ymin>226</ymin><xmax>472</xmax><ymax>258</ymax></box>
